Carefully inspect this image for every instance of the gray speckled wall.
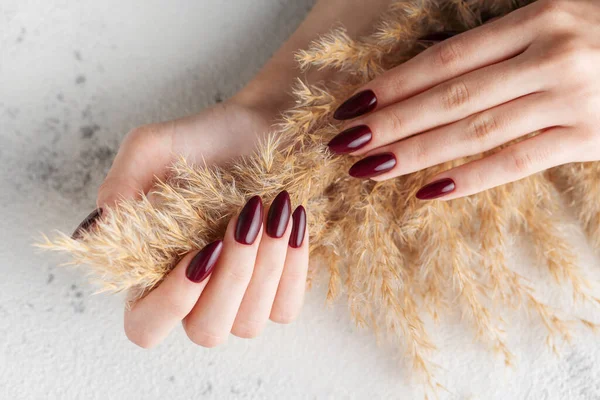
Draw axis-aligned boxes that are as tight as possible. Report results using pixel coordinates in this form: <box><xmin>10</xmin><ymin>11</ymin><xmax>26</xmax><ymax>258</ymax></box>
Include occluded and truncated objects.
<box><xmin>2</xmin><ymin>1</ymin><xmax>600</xmax><ymax>399</ymax></box>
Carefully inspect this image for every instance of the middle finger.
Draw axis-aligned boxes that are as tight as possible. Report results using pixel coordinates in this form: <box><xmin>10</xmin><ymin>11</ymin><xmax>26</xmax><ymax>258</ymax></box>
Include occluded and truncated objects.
<box><xmin>330</xmin><ymin>55</ymin><xmax>543</xmax><ymax>157</ymax></box>
<box><xmin>183</xmin><ymin>196</ymin><xmax>264</xmax><ymax>347</ymax></box>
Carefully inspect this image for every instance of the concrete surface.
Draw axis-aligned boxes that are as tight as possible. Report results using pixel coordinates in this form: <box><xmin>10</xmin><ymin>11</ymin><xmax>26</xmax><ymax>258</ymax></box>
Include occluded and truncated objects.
<box><xmin>1</xmin><ymin>1</ymin><xmax>600</xmax><ymax>399</ymax></box>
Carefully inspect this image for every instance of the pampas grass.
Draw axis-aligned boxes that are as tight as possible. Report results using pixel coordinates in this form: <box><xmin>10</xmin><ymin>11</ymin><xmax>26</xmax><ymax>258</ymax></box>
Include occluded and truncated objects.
<box><xmin>39</xmin><ymin>0</ymin><xmax>599</xmax><ymax>389</ymax></box>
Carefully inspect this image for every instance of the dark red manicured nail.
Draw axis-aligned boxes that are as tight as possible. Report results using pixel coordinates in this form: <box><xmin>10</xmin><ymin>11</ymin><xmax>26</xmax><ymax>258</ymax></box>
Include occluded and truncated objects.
<box><xmin>235</xmin><ymin>196</ymin><xmax>263</xmax><ymax>245</ymax></box>
<box><xmin>349</xmin><ymin>153</ymin><xmax>396</xmax><ymax>179</ymax></box>
<box><xmin>71</xmin><ymin>208</ymin><xmax>103</xmax><ymax>239</ymax></box>
<box><xmin>333</xmin><ymin>90</ymin><xmax>377</xmax><ymax>120</ymax></box>
<box><xmin>327</xmin><ymin>125</ymin><xmax>372</xmax><ymax>154</ymax></box>
<box><xmin>417</xmin><ymin>30</ymin><xmax>461</xmax><ymax>42</ymax></box>
<box><xmin>289</xmin><ymin>206</ymin><xmax>307</xmax><ymax>249</ymax></box>
<box><xmin>266</xmin><ymin>191</ymin><xmax>292</xmax><ymax>239</ymax></box>
<box><xmin>186</xmin><ymin>240</ymin><xmax>223</xmax><ymax>283</ymax></box>
<box><xmin>416</xmin><ymin>178</ymin><xmax>456</xmax><ymax>200</ymax></box>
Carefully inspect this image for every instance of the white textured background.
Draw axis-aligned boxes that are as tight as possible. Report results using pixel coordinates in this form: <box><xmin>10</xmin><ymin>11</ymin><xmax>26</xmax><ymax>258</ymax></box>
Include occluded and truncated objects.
<box><xmin>1</xmin><ymin>1</ymin><xmax>600</xmax><ymax>399</ymax></box>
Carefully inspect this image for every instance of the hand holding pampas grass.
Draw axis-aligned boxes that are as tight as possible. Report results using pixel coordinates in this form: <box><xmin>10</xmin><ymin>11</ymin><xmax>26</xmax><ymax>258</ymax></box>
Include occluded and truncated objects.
<box><xmin>40</xmin><ymin>0</ymin><xmax>600</xmax><ymax>389</ymax></box>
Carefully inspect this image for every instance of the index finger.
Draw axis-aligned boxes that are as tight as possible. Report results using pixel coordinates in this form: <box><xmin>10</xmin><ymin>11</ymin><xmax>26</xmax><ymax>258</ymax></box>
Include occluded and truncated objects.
<box><xmin>333</xmin><ymin>5</ymin><xmax>537</xmax><ymax>121</ymax></box>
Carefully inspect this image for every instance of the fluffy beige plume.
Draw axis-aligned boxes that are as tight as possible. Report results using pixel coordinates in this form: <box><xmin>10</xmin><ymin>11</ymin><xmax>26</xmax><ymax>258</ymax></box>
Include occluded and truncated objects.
<box><xmin>39</xmin><ymin>0</ymin><xmax>600</xmax><ymax>388</ymax></box>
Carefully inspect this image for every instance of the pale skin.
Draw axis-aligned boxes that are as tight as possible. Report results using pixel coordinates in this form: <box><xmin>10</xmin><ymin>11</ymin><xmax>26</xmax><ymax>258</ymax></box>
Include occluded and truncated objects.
<box><xmin>98</xmin><ymin>0</ymin><xmax>393</xmax><ymax>349</ymax></box>
<box><xmin>333</xmin><ymin>0</ymin><xmax>600</xmax><ymax>200</ymax></box>
<box><xmin>97</xmin><ymin>0</ymin><xmax>600</xmax><ymax>348</ymax></box>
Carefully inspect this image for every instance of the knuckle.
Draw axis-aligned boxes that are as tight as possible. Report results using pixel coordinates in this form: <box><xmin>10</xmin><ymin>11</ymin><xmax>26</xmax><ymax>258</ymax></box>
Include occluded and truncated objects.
<box><xmin>472</xmin><ymin>167</ymin><xmax>488</xmax><ymax>190</ymax></box>
<box><xmin>223</xmin><ymin>267</ymin><xmax>253</xmax><ymax>286</ymax></box>
<box><xmin>385</xmin><ymin>109</ymin><xmax>404</xmax><ymax>136</ymax></box>
<box><xmin>535</xmin><ymin>0</ymin><xmax>571</xmax><ymax>23</ymax></box>
<box><xmin>282</xmin><ymin>266</ymin><xmax>308</xmax><ymax>283</ymax></box>
<box><xmin>441</xmin><ymin>81</ymin><xmax>470</xmax><ymax>111</ymax></box>
<box><xmin>468</xmin><ymin>113</ymin><xmax>499</xmax><ymax>143</ymax></box>
<box><xmin>559</xmin><ymin>44</ymin><xmax>592</xmax><ymax>78</ymax></box>
<box><xmin>257</xmin><ymin>262</ymin><xmax>285</xmax><ymax>281</ymax></box>
<box><xmin>411</xmin><ymin>136</ymin><xmax>430</xmax><ymax>165</ymax></box>
<box><xmin>433</xmin><ymin>40</ymin><xmax>463</xmax><ymax>68</ymax></box>
<box><xmin>506</xmin><ymin>148</ymin><xmax>536</xmax><ymax>174</ymax></box>
<box><xmin>124</xmin><ymin>123</ymin><xmax>164</xmax><ymax>150</ymax></box>
<box><xmin>160</xmin><ymin>295</ymin><xmax>188</xmax><ymax>320</ymax></box>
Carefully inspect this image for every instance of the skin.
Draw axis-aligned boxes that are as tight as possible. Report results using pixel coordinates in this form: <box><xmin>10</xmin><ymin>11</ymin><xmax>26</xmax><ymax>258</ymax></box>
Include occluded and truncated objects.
<box><xmin>100</xmin><ymin>0</ymin><xmax>393</xmax><ymax>348</ymax></box>
<box><xmin>339</xmin><ymin>0</ymin><xmax>600</xmax><ymax>199</ymax></box>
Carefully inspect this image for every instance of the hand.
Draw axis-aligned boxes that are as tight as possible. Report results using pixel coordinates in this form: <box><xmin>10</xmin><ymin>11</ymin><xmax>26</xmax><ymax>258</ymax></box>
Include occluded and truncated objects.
<box><xmin>123</xmin><ymin>192</ymin><xmax>308</xmax><ymax>349</ymax></box>
<box><xmin>75</xmin><ymin>98</ymin><xmax>309</xmax><ymax>348</ymax></box>
<box><xmin>327</xmin><ymin>0</ymin><xmax>600</xmax><ymax>200</ymax></box>
<box><xmin>96</xmin><ymin>98</ymin><xmax>273</xmax><ymax>207</ymax></box>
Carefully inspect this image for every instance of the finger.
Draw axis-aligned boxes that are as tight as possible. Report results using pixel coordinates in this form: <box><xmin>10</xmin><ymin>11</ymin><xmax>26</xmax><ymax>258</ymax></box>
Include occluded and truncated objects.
<box><xmin>123</xmin><ymin>240</ymin><xmax>223</xmax><ymax>349</ymax></box>
<box><xmin>362</xmin><ymin>92</ymin><xmax>560</xmax><ymax>180</ymax></box>
<box><xmin>97</xmin><ymin>123</ymin><xmax>173</xmax><ymax>209</ymax></box>
<box><xmin>332</xmin><ymin>5</ymin><xmax>538</xmax><ymax>120</ymax></box>
<box><xmin>183</xmin><ymin>196</ymin><xmax>264</xmax><ymax>348</ymax></box>
<box><xmin>231</xmin><ymin>191</ymin><xmax>293</xmax><ymax>338</ymax></box>
<box><xmin>415</xmin><ymin>127</ymin><xmax>577</xmax><ymax>200</ymax></box>
<box><xmin>336</xmin><ymin>55</ymin><xmax>543</xmax><ymax>159</ymax></box>
<box><xmin>271</xmin><ymin>205</ymin><xmax>309</xmax><ymax>324</ymax></box>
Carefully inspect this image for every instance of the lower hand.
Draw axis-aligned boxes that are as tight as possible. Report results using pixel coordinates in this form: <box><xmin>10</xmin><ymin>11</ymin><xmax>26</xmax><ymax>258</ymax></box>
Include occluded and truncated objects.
<box><xmin>328</xmin><ymin>0</ymin><xmax>600</xmax><ymax>200</ymax></box>
<box><xmin>124</xmin><ymin>193</ymin><xmax>308</xmax><ymax>349</ymax></box>
<box><xmin>74</xmin><ymin>96</ymin><xmax>310</xmax><ymax>348</ymax></box>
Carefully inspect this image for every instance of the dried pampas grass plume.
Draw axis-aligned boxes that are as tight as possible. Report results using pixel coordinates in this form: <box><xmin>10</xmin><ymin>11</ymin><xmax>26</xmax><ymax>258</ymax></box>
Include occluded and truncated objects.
<box><xmin>39</xmin><ymin>0</ymin><xmax>600</xmax><ymax>389</ymax></box>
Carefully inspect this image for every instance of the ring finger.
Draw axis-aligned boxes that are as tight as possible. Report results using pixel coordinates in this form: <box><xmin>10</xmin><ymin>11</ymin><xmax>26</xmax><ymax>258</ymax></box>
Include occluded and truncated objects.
<box><xmin>330</xmin><ymin>55</ymin><xmax>543</xmax><ymax>159</ymax></box>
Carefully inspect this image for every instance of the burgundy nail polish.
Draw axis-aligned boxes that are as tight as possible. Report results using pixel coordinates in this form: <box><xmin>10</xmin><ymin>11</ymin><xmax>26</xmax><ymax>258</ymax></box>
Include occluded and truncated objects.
<box><xmin>327</xmin><ymin>125</ymin><xmax>373</xmax><ymax>154</ymax></box>
<box><xmin>416</xmin><ymin>178</ymin><xmax>456</xmax><ymax>200</ymax></box>
<box><xmin>289</xmin><ymin>206</ymin><xmax>306</xmax><ymax>249</ymax></box>
<box><xmin>234</xmin><ymin>195</ymin><xmax>263</xmax><ymax>245</ymax></box>
<box><xmin>186</xmin><ymin>240</ymin><xmax>223</xmax><ymax>283</ymax></box>
<box><xmin>417</xmin><ymin>30</ymin><xmax>461</xmax><ymax>42</ymax></box>
<box><xmin>333</xmin><ymin>90</ymin><xmax>377</xmax><ymax>120</ymax></box>
<box><xmin>71</xmin><ymin>208</ymin><xmax>103</xmax><ymax>239</ymax></box>
<box><xmin>266</xmin><ymin>191</ymin><xmax>292</xmax><ymax>239</ymax></box>
<box><xmin>348</xmin><ymin>153</ymin><xmax>397</xmax><ymax>179</ymax></box>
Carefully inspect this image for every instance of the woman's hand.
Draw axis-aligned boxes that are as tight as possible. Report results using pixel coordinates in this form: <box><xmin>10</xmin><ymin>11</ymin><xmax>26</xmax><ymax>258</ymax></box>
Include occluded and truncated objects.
<box><xmin>96</xmin><ymin>98</ymin><xmax>274</xmax><ymax>208</ymax></box>
<box><xmin>88</xmin><ymin>99</ymin><xmax>310</xmax><ymax>348</ymax></box>
<box><xmin>71</xmin><ymin>98</ymin><xmax>311</xmax><ymax>348</ymax></box>
<box><xmin>123</xmin><ymin>193</ymin><xmax>308</xmax><ymax>349</ymax></box>
<box><xmin>328</xmin><ymin>0</ymin><xmax>600</xmax><ymax>200</ymax></box>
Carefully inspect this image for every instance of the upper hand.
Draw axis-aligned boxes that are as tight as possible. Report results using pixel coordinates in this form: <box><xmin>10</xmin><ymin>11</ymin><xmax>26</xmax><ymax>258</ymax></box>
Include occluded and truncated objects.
<box><xmin>328</xmin><ymin>0</ymin><xmax>600</xmax><ymax>200</ymax></box>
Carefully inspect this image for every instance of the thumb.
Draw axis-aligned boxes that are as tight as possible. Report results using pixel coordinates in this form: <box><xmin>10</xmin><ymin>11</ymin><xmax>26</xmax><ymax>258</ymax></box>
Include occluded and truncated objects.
<box><xmin>97</xmin><ymin>125</ymin><xmax>173</xmax><ymax>209</ymax></box>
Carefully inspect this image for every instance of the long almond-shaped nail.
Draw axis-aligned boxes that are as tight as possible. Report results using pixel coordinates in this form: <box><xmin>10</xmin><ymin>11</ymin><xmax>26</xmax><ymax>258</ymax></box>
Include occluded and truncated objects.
<box><xmin>333</xmin><ymin>90</ymin><xmax>377</xmax><ymax>120</ymax></box>
<box><xmin>327</xmin><ymin>125</ymin><xmax>372</xmax><ymax>154</ymax></box>
<box><xmin>349</xmin><ymin>153</ymin><xmax>396</xmax><ymax>179</ymax></box>
<box><xmin>186</xmin><ymin>240</ymin><xmax>223</xmax><ymax>283</ymax></box>
<box><xmin>266</xmin><ymin>191</ymin><xmax>292</xmax><ymax>239</ymax></box>
<box><xmin>289</xmin><ymin>206</ymin><xmax>306</xmax><ymax>249</ymax></box>
<box><xmin>416</xmin><ymin>178</ymin><xmax>456</xmax><ymax>200</ymax></box>
<box><xmin>417</xmin><ymin>30</ymin><xmax>461</xmax><ymax>42</ymax></box>
<box><xmin>71</xmin><ymin>208</ymin><xmax>103</xmax><ymax>239</ymax></box>
<box><xmin>235</xmin><ymin>196</ymin><xmax>263</xmax><ymax>245</ymax></box>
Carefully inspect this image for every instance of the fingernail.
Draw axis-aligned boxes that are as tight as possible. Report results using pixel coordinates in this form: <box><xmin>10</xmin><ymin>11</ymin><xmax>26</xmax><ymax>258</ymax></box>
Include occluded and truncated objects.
<box><xmin>235</xmin><ymin>195</ymin><xmax>263</xmax><ymax>245</ymax></box>
<box><xmin>71</xmin><ymin>208</ymin><xmax>103</xmax><ymax>239</ymax></box>
<box><xmin>333</xmin><ymin>90</ymin><xmax>377</xmax><ymax>120</ymax></box>
<box><xmin>266</xmin><ymin>191</ymin><xmax>292</xmax><ymax>239</ymax></box>
<box><xmin>416</xmin><ymin>178</ymin><xmax>456</xmax><ymax>200</ymax></box>
<box><xmin>417</xmin><ymin>30</ymin><xmax>461</xmax><ymax>42</ymax></box>
<box><xmin>289</xmin><ymin>206</ymin><xmax>307</xmax><ymax>249</ymax></box>
<box><xmin>349</xmin><ymin>153</ymin><xmax>396</xmax><ymax>179</ymax></box>
<box><xmin>186</xmin><ymin>240</ymin><xmax>223</xmax><ymax>283</ymax></box>
<box><xmin>327</xmin><ymin>125</ymin><xmax>373</xmax><ymax>154</ymax></box>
